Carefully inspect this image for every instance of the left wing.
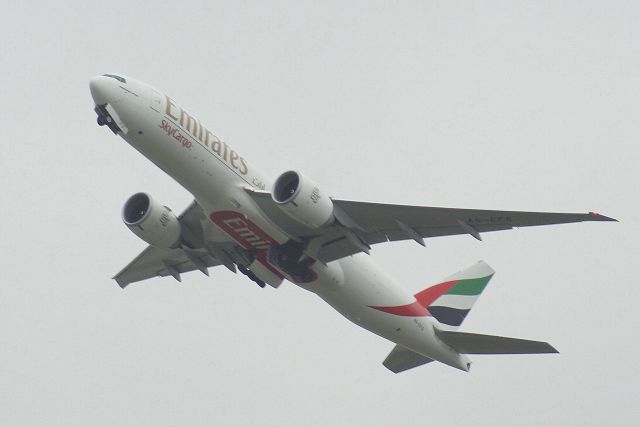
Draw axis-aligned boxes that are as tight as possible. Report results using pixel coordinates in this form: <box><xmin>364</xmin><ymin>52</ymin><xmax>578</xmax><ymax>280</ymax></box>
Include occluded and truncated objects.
<box><xmin>245</xmin><ymin>189</ymin><xmax>617</xmax><ymax>263</ymax></box>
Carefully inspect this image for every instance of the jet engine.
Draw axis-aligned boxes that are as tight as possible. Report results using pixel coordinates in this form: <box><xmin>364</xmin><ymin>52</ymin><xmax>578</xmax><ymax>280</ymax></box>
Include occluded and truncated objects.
<box><xmin>122</xmin><ymin>192</ymin><xmax>182</xmax><ymax>248</ymax></box>
<box><xmin>272</xmin><ymin>171</ymin><xmax>334</xmax><ymax>228</ymax></box>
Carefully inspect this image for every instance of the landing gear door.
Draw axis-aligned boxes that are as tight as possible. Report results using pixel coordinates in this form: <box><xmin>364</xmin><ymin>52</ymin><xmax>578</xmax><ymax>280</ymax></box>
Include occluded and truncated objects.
<box><xmin>149</xmin><ymin>89</ymin><xmax>163</xmax><ymax>113</ymax></box>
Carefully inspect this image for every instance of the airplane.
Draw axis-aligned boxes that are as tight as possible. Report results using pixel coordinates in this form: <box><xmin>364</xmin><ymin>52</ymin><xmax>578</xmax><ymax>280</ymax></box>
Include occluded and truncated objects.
<box><xmin>90</xmin><ymin>73</ymin><xmax>616</xmax><ymax>373</ymax></box>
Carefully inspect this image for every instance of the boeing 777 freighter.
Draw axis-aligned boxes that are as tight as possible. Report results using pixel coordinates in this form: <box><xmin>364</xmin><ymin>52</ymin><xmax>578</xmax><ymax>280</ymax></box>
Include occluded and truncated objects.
<box><xmin>90</xmin><ymin>74</ymin><xmax>615</xmax><ymax>373</ymax></box>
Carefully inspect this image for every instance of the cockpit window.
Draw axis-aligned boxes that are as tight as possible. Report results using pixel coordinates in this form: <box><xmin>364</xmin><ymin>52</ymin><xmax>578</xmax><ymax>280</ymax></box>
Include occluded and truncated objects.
<box><xmin>102</xmin><ymin>74</ymin><xmax>126</xmax><ymax>83</ymax></box>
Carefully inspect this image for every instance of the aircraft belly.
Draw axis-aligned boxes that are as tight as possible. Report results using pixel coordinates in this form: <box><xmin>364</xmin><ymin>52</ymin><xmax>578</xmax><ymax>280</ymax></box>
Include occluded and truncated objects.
<box><xmin>310</xmin><ymin>253</ymin><xmax>470</xmax><ymax>370</ymax></box>
<box><xmin>312</xmin><ymin>254</ymin><xmax>424</xmax><ymax>341</ymax></box>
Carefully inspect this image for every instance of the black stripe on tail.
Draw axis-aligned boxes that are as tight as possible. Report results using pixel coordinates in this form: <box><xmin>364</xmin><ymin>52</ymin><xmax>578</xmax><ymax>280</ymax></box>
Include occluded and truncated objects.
<box><xmin>429</xmin><ymin>306</ymin><xmax>471</xmax><ymax>327</ymax></box>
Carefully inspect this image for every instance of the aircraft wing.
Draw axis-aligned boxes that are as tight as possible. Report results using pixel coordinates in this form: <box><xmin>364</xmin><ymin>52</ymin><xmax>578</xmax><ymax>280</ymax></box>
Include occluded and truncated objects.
<box><xmin>113</xmin><ymin>245</ymin><xmax>222</xmax><ymax>288</ymax></box>
<box><xmin>244</xmin><ymin>189</ymin><xmax>616</xmax><ymax>263</ymax></box>
<box><xmin>114</xmin><ymin>201</ymin><xmax>239</xmax><ymax>288</ymax></box>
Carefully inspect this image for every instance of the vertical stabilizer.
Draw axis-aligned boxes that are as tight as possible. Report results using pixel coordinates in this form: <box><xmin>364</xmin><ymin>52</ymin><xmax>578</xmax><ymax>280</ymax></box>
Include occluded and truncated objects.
<box><xmin>415</xmin><ymin>261</ymin><xmax>494</xmax><ymax>328</ymax></box>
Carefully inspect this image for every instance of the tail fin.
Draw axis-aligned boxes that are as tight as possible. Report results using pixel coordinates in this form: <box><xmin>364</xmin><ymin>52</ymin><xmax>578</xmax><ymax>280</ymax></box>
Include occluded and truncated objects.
<box><xmin>415</xmin><ymin>261</ymin><xmax>494</xmax><ymax>328</ymax></box>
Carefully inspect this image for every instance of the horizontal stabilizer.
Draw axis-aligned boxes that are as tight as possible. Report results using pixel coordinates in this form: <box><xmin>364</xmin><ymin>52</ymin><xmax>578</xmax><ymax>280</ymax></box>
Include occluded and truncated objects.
<box><xmin>436</xmin><ymin>330</ymin><xmax>558</xmax><ymax>354</ymax></box>
<box><xmin>383</xmin><ymin>345</ymin><xmax>434</xmax><ymax>373</ymax></box>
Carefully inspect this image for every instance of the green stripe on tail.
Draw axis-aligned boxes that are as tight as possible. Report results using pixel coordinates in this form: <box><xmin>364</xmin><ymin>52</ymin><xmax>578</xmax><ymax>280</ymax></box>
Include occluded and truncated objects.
<box><xmin>446</xmin><ymin>276</ymin><xmax>492</xmax><ymax>296</ymax></box>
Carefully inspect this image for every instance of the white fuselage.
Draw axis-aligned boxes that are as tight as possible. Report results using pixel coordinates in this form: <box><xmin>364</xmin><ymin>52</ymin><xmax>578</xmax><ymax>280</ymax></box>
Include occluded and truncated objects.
<box><xmin>90</xmin><ymin>74</ymin><xmax>469</xmax><ymax>371</ymax></box>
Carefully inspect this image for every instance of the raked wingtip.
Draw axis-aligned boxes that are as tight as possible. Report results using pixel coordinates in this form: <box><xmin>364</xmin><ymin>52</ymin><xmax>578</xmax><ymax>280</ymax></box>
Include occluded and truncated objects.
<box><xmin>589</xmin><ymin>212</ymin><xmax>618</xmax><ymax>222</ymax></box>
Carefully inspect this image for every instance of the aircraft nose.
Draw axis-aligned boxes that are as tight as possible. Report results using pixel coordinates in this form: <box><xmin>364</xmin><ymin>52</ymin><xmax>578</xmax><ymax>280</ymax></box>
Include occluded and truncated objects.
<box><xmin>89</xmin><ymin>75</ymin><xmax>119</xmax><ymax>105</ymax></box>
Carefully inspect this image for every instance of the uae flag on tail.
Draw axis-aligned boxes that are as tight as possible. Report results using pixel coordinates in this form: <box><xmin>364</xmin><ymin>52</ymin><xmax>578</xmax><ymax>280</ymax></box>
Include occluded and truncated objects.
<box><xmin>415</xmin><ymin>261</ymin><xmax>495</xmax><ymax>327</ymax></box>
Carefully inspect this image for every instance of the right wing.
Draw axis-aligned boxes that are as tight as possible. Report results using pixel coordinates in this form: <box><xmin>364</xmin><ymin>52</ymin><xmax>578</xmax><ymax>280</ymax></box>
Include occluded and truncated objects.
<box><xmin>114</xmin><ymin>201</ymin><xmax>242</xmax><ymax>288</ymax></box>
<box><xmin>114</xmin><ymin>245</ymin><xmax>222</xmax><ymax>288</ymax></box>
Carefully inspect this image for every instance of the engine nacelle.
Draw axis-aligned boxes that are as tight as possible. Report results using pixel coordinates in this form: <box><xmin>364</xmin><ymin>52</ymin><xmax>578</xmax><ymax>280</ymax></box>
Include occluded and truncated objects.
<box><xmin>122</xmin><ymin>192</ymin><xmax>181</xmax><ymax>248</ymax></box>
<box><xmin>272</xmin><ymin>171</ymin><xmax>334</xmax><ymax>228</ymax></box>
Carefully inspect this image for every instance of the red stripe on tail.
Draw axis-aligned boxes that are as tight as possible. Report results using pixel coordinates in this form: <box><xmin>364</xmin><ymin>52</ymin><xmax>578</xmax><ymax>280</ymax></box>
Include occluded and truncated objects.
<box><xmin>414</xmin><ymin>280</ymin><xmax>460</xmax><ymax>307</ymax></box>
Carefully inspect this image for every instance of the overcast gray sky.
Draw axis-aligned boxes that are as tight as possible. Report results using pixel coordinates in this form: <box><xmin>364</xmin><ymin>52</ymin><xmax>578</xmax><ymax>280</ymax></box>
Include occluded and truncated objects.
<box><xmin>1</xmin><ymin>1</ymin><xmax>638</xmax><ymax>426</ymax></box>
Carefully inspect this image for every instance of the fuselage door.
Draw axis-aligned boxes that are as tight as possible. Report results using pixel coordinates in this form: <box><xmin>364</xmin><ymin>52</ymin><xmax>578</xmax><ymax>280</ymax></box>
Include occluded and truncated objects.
<box><xmin>150</xmin><ymin>90</ymin><xmax>163</xmax><ymax>113</ymax></box>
